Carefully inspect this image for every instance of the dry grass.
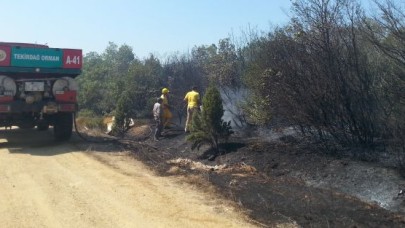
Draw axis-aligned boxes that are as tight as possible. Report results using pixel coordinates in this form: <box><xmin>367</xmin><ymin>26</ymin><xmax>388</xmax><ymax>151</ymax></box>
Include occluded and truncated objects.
<box><xmin>75</xmin><ymin>116</ymin><xmax>105</xmax><ymax>130</ymax></box>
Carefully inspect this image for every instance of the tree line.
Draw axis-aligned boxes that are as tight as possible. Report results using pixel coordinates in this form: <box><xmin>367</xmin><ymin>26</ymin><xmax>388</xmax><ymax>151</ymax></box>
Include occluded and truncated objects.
<box><xmin>77</xmin><ymin>0</ymin><xmax>404</xmax><ymax>164</ymax></box>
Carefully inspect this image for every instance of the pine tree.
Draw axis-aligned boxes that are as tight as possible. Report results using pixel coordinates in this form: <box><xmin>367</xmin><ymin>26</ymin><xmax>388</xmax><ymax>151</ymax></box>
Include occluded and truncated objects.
<box><xmin>186</xmin><ymin>84</ymin><xmax>233</xmax><ymax>152</ymax></box>
<box><xmin>112</xmin><ymin>90</ymin><xmax>135</xmax><ymax>135</ymax></box>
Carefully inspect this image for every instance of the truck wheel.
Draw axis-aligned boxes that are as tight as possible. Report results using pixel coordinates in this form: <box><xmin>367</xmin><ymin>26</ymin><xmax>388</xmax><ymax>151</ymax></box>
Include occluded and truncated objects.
<box><xmin>54</xmin><ymin>113</ymin><xmax>73</xmax><ymax>141</ymax></box>
<box><xmin>37</xmin><ymin>124</ymin><xmax>49</xmax><ymax>131</ymax></box>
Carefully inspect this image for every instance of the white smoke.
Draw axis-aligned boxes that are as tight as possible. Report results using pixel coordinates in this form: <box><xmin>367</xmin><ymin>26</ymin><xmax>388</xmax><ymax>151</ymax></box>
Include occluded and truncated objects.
<box><xmin>220</xmin><ymin>87</ymin><xmax>248</xmax><ymax>128</ymax></box>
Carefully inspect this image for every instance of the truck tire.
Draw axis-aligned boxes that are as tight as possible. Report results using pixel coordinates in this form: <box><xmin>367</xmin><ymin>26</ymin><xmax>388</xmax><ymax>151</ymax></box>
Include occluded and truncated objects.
<box><xmin>54</xmin><ymin>113</ymin><xmax>73</xmax><ymax>141</ymax></box>
<box><xmin>37</xmin><ymin>124</ymin><xmax>49</xmax><ymax>131</ymax></box>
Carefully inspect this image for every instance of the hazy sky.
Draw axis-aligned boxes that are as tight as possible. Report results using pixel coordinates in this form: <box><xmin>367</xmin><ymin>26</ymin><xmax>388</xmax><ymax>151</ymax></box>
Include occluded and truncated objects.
<box><xmin>2</xmin><ymin>0</ymin><xmax>403</xmax><ymax>59</ymax></box>
<box><xmin>2</xmin><ymin>0</ymin><xmax>292</xmax><ymax>59</ymax></box>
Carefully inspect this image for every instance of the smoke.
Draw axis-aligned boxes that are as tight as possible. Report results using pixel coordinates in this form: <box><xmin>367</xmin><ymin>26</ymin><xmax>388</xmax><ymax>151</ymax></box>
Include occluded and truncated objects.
<box><xmin>220</xmin><ymin>87</ymin><xmax>248</xmax><ymax>129</ymax></box>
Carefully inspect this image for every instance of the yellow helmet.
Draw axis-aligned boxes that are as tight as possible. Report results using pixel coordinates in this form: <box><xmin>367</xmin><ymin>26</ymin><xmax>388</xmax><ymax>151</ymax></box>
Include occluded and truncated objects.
<box><xmin>162</xmin><ymin>88</ymin><xmax>169</xmax><ymax>94</ymax></box>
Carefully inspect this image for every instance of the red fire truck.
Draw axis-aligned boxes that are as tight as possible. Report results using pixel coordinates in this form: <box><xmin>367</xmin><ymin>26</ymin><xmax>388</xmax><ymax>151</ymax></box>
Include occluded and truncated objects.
<box><xmin>0</xmin><ymin>42</ymin><xmax>82</xmax><ymax>140</ymax></box>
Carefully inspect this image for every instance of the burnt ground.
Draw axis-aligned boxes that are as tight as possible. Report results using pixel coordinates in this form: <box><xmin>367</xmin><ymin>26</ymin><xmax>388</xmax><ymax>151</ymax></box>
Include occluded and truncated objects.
<box><xmin>79</xmin><ymin>122</ymin><xmax>405</xmax><ymax>228</ymax></box>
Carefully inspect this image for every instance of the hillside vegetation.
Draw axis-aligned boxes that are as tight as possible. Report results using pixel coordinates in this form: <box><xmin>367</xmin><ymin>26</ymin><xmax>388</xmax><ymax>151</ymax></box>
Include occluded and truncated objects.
<box><xmin>77</xmin><ymin>0</ymin><xmax>404</xmax><ymax>168</ymax></box>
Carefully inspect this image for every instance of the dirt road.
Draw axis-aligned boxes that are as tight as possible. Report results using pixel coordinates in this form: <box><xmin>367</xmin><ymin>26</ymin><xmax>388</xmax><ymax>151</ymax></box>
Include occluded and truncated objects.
<box><xmin>0</xmin><ymin>128</ymin><xmax>255</xmax><ymax>228</ymax></box>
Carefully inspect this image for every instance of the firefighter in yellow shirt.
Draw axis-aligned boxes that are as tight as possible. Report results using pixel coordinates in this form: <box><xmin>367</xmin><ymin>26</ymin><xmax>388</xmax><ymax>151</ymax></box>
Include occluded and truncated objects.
<box><xmin>160</xmin><ymin>88</ymin><xmax>173</xmax><ymax>128</ymax></box>
<box><xmin>184</xmin><ymin>86</ymin><xmax>200</xmax><ymax>132</ymax></box>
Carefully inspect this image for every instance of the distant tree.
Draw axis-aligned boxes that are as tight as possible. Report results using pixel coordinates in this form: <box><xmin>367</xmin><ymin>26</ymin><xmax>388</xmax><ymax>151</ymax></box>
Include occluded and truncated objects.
<box><xmin>186</xmin><ymin>84</ymin><xmax>233</xmax><ymax>152</ymax></box>
<box><xmin>191</xmin><ymin>44</ymin><xmax>217</xmax><ymax>77</ymax></box>
<box><xmin>127</xmin><ymin>54</ymin><xmax>163</xmax><ymax>117</ymax></box>
<box><xmin>116</xmin><ymin>45</ymin><xmax>135</xmax><ymax>73</ymax></box>
<box><xmin>77</xmin><ymin>42</ymin><xmax>137</xmax><ymax>116</ymax></box>
<box><xmin>77</xmin><ymin>51</ymin><xmax>110</xmax><ymax>114</ymax></box>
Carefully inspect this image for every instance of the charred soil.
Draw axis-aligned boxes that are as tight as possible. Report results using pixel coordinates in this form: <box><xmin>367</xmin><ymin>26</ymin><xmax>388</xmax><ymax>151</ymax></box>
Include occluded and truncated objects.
<box><xmin>89</xmin><ymin>123</ymin><xmax>405</xmax><ymax>228</ymax></box>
